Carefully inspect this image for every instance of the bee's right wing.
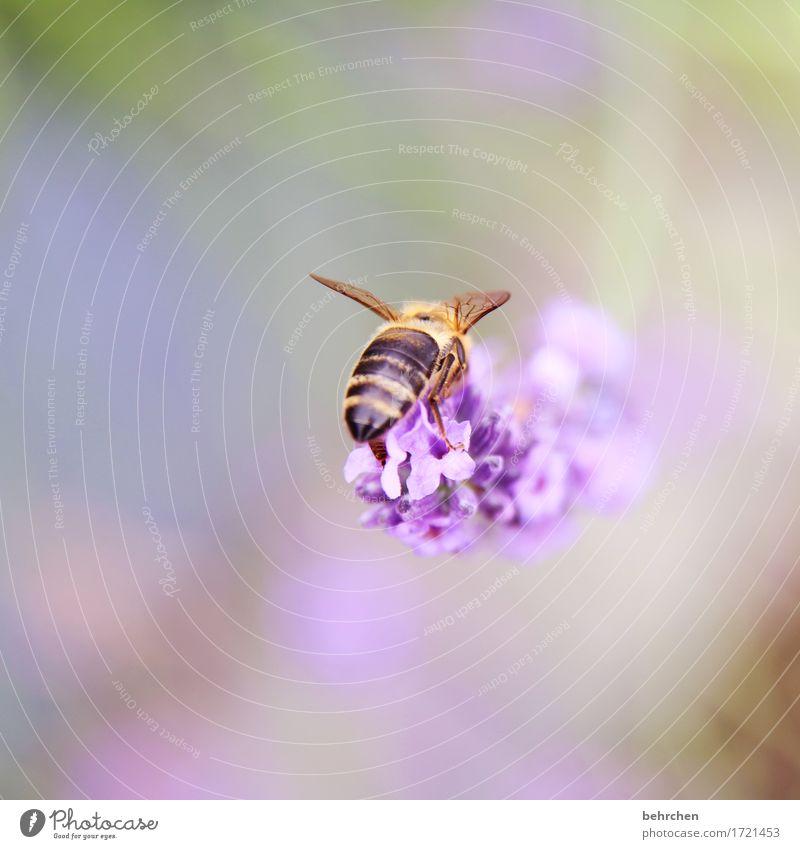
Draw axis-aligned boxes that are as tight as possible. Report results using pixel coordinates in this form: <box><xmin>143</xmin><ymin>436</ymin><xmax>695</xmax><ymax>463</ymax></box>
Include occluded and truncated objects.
<box><xmin>309</xmin><ymin>273</ymin><xmax>399</xmax><ymax>321</ymax></box>
<box><xmin>448</xmin><ymin>290</ymin><xmax>511</xmax><ymax>331</ymax></box>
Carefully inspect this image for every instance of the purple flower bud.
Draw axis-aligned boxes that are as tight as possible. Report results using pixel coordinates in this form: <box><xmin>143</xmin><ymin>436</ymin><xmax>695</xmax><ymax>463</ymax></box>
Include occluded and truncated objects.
<box><xmin>472</xmin><ymin>454</ymin><xmax>505</xmax><ymax>488</ymax></box>
<box><xmin>450</xmin><ymin>486</ymin><xmax>479</xmax><ymax>519</ymax></box>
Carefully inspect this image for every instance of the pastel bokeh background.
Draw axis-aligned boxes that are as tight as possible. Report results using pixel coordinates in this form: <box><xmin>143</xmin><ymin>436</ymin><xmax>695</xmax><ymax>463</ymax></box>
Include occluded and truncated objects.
<box><xmin>0</xmin><ymin>0</ymin><xmax>799</xmax><ymax>799</ymax></box>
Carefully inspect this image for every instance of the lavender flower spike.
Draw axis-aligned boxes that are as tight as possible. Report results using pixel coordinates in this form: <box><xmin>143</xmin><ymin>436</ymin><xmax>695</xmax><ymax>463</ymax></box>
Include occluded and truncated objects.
<box><xmin>344</xmin><ymin>300</ymin><xmax>650</xmax><ymax>557</ymax></box>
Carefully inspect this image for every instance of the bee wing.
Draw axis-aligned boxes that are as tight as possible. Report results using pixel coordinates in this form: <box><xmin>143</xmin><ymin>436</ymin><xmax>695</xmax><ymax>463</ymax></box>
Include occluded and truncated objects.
<box><xmin>309</xmin><ymin>273</ymin><xmax>399</xmax><ymax>321</ymax></box>
<box><xmin>447</xmin><ymin>290</ymin><xmax>511</xmax><ymax>331</ymax></box>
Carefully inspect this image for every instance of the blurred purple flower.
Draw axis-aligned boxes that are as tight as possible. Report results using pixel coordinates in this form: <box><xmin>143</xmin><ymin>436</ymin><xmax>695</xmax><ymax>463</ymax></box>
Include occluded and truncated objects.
<box><xmin>344</xmin><ymin>300</ymin><xmax>650</xmax><ymax>557</ymax></box>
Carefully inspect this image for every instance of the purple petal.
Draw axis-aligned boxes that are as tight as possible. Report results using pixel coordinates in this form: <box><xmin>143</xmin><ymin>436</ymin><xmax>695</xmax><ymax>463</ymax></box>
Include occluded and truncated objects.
<box><xmin>471</xmin><ymin>409</ymin><xmax>510</xmax><ymax>456</ymax></box>
<box><xmin>440</xmin><ymin>448</ymin><xmax>476</xmax><ymax>483</ymax></box>
<box><xmin>344</xmin><ymin>445</ymin><xmax>380</xmax><ymax>482</ymax></box>
<box><xmin>450</xmin><ymin>486</ymin><xmax>479</xmax><ymax>519</ymax></box>
<box><xmin>354</xmin><ymin>475</ymin><xmax>386</xmax><ymax>503</ymax></box>
<box><xmin>397</xmin><ymin>491</ymin><xmax>445</xmax><ymax>521</ymax></box>
<box><xmin>407</xmin><ymin>455</ymin><xmax>444</xmax><ymax>500</ymax></box>
<box><xmin>360</xmin><ymin>502</ymin><xmax>400</xmax><ymax>528</ymax></box>
<box><xmin>377</xmin><ymin>429</ymin><xmax>409</xmax><ymax>500</ymax></box>
<box><xmin>397</xmin><ymin>406</ymin><xmax>436</xmax><ymax>455</ymax></box>
<box><xmin>380</xmin><ymin>458</ymin><xmax>403</xmax><ymax>500</ymax></box>
<box><xmin>385</xmin><ymin>427</ymin><xmax>408</xmax><ymax>461</ymax></box>
<box><xmin>443</xmin><ymin>418</ymin><xmax>472</xmax><ymax>451</ymax></box>
<box><xmin>389</xmin><ymin>518</ymin><xmax>434</xmax><ymax>539</ymax></box>
<box><xmin>480</xmin><ymin>490</ymin><xmax>516</xmax><ymax>523</ymax></box>
<box><xmin>472</xmin><ymin>455</ymin><xmax>504</xmax><ymax>488</ymax></box>
<box><xmin>422</xmin><ymin>520</ymin><xmax>481</xmax><ymax>555</ymax></box>
<box><xmin>514</xmin><ymin>448</ymin><xmax>569</xmax><ymax>521</ymax></box>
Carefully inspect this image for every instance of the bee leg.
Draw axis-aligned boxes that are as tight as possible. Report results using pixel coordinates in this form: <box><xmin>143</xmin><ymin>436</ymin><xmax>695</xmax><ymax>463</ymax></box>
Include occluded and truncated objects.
<box><xmin>369</xmin><ymin>438</ymin><xmax>388</xmax><ymax>466</ymax></box>
<box><xmin>428</xmin><ymin>354</ymin><xmax>465</xmax><ymax>452</ymax></box>
<box><xmin>429</xmin><ymin>395</ymin><xmax>461</xmax><ymax>451</ymax></box>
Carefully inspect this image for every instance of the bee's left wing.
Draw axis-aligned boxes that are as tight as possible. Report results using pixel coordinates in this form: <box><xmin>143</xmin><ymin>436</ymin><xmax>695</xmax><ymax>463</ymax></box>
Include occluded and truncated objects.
<box><xmin>309</xmin><ymin>273</ymin><xmax>399</xmax><ymax>321</ymax></box>
<box><xmin>448</xmin><ymin>290</ymin><xmax>511</xmax><ymax>331</ymax></box>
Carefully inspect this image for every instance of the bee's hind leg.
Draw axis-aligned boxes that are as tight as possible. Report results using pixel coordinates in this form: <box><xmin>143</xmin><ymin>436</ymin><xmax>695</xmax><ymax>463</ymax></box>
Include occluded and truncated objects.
<box><xmin>429</xmin><ymin>396</ymin><xmax>461</xmax><ymax>452</ymax></box>
<box><xmin>428</xmin><ymin>353</ymin><xmax>465</xmax><ymax>452</ymax></box>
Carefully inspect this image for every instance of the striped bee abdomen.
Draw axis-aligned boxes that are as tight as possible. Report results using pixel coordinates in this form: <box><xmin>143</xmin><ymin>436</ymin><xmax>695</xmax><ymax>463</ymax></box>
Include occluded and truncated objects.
<box><xmin>344</xmin><ymin>328</ymin><xmax>439</xmax><ymax>442</ymax></box>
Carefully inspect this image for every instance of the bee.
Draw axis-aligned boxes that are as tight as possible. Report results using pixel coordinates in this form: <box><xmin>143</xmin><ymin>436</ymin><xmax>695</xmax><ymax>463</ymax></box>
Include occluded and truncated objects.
<box><xmin>309</xmin><ymin>273</ymin><xmax>510</xmax><ymax>463</ymax></box>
